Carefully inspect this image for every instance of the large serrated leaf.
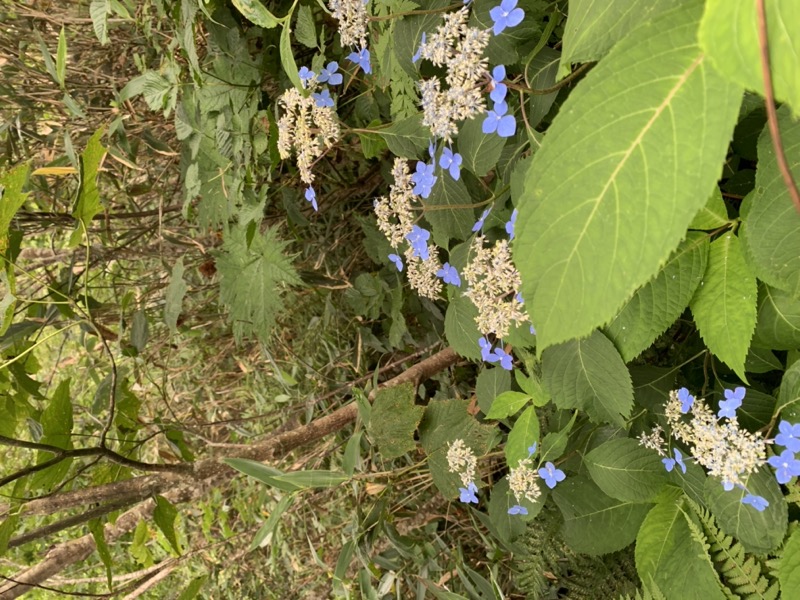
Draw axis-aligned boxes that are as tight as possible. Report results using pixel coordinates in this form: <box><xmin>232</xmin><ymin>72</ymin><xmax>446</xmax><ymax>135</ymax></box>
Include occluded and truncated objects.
<box><xmin>377</xmin><ymin>115</ymin><xmax>429</xmax><ymax>159</ymax></box>
<box><xmin>604</xmin><ymin>232</ymin><xmax>708</xmax><ymax>362</ymax></box>
<box><xmin>542</xmin><ymin>330</ymin><xmax>633</xmax><ymax>427</ymax></box>
<box><xmin>553</xmin><ymin>476</ymin><xmax>651</xmax><ymax>556</ymax></box>
<box><xmin>423</xmin><ymin>172</ymin><xmax>474</xmax><ymax>247</ymax></box>
<box><xmin>515</xmin><ymin>1</ymin><xmax>742</xmax><ymax>351</ymax></box>
<box><xmin>689</xmin><ymin>232</ymin><xmax>757</xmax><ymax>381</ymax></box>
<box><xmin>456</xmin><ymin>116</ymin><xmax>506</xmax><ymax>177</ymax></box>
<box><xmin>475</xmin><ymin>367</ymin><xmax>511</xmax><ymax>415</ymax></box>
<box><xmin>699</xmin><ymin>0</ymin><xmax>800</xmax><ymax>117</ymax></box>
<box><xmin>635</xmin><ymin>497</ymin><xmax>726</xmax><ymax>600</ymax></box>
<box><xmin>585</xmin><ymin>438</ymin><xmax>667</xmax><ymax>503</ymax></box>
<box><xmin>741</xmin><ymin>106</ymin><xmax>800</xmax><ymax>296</ymax></box>
<box><xmin>89</xmin><ymin>0</ymin><xmax>110</xmax><ymax>45</ymax></box>
<box><xmin>690</xmin><ymin>187</ymin><xmax>729</xmax><ymax>230</ymax></box>
<box><xmin>445</xmin><ymin>290</ymin><xmax>482</xmax><ymax>361</ymax></box>
<box><xmin>70</xmin><ymin>127</ymin><xmax>106</xmax><ymax>247</ymax></box>
<box><xmin>368</xmin><ymin>383</ymin><xmax>424</xmax><ymax>460</ymax></box>
<box><xmin>753</xmin><ymin>284</ymin><xmax>800</xmax><ymax>350</ymax></box>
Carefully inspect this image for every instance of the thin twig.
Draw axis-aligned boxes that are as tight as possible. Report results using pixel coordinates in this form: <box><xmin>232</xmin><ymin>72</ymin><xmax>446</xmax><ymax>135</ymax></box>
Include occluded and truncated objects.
<box><xmin>755</xmin><ymin>0</ymin><xmax>800</xmax><ymax>213</ymax></box>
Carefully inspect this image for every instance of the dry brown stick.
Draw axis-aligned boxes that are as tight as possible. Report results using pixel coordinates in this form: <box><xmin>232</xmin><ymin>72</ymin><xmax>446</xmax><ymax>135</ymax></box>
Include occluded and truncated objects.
<box><xmin>0</xmin><ymin>347</ymin><xmax>459</xmax><ymax>598</ymax></box>
<box><xmin>756</xmin><ymin>0</ymin><xmax>800</xmax><ymax>213</ymax></box>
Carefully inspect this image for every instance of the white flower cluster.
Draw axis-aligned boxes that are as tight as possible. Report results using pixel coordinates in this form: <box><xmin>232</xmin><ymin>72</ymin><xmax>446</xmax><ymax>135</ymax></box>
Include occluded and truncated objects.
<box><xmin>329</xmin><ymin>0</ymin><xmax>368</xmax><ymax>49</ymax></box>
<box><xmin>508</xmin><ymin>455</ymin><xmax>541</xmax><ymax>505</ymax></box>
<box><xmin>418</xmin><ymin>7</ymin><xmax>490</xmax><ymax>141</ymax></box>
<box><xmin>463</xmin><ymin>236</ymin><xmax>527</xmax><ymax>338</ymax></box>
<box><xmin>277</xmin><ymin>86</ymin><xmax>340</xmax><ymax>186</ymax></box>
<box><xmin>664</xmin><ymin>389</ymin><xmax>766</xmax><ymax>489</ymax></box>
<box><xmin>406</xmin><ymin>249</ymin><xmax>443</xmax><ymax>300</ymax></box>
<box><xmin>447</xmin><ymin>439</ymin><xmax>477</xmax><ymax>487</ymax></box>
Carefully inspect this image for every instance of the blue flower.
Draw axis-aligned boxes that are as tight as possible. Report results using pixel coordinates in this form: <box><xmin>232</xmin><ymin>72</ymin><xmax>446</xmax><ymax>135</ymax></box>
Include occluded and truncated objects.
<box><xmin>489</xmin><ymin>0</ymin><xmax>525</xmax><ymax>35</ymax></box>
<box><xmin>428</xmin><ymin>140</ymin><xmax>436</xmax><ymax>159</ymax></box>
<box><xmin>472</xmin><ymin>207</ymin><xmax>491</xmax><ymax>232</ymax></box>
<box><xmin>527</xmin><ymin>442</ymin><xmax>538</xmax><ymax>456</ymax></box>
<box><xmin>479</xmin><ymin>337</ymin><xmax>497</xmax><ymax>362</ymax></box>
<box><xmin>482</xmin><ymin>101</ymin><xmax>516</xmax><ymax>137</ymax></box>
<box><xmin>439</xmin><ymin>147</ymin><xmax>463</xmax><ymax>180</ymax></box>
<box><xmin>722</xmin><ymin>480</ymin><xmax>735</xmax><ymax>492</ymax></box>
<box><xmin>347</xmin><ymin>47</ymin><xmax>372</xmax><ymax>74</ymax></box>
<box><xmin>538</xmin><ymin>462</ymin><xmax>566</xmax><ymax>489</ymax></box>
<box><xmin>741</xmin><ymin>494</ymin><xmax>769</xmax><ymax>511</ymax></box>
<box><xmin>718</xmin><ymin>387</ymin><xmax>745</xmax><ymax>419</ymax></box>
<box><xmin>768</xmin><ymin>449</ymin><xmax>800</xmax><ymax>484</ymax></box>
<box><xmin>508</xmin><ymin>504</ymin><xmax>528</xmax><ymax>515</ymax></box>
<box><xmin>677</xmin><ymin>387</ymin><xmax>695</xmax><ymax>414</ymax></box>
<box><xmin>298</xmin><ymin>66</ymin><xmax>315</xmax><ymax>87</ymax></box>
<box><xmin>530</xmin><ymin>325</ymin><xmax>536</xmax><ymax>335</ymax></box>
<box><xmin>436</xmin><ymin>262</ymin><xmax>461</xmax><ymax>286</ymax></box>
<box><xmin>405</xmin><ymin>225</ymin><xmax>431</xmax><ymax>260</ymax></box>
<box><xmin>305</xmin><ymin>186</ymin><xmax>318</xmax><ymax>211</ymax></box>
<box><xmin>412</xmin><ymin>32</ymin><xmax>427</xmax><ymax>63</ymax></box>
<box><xmin>490</xmin><ymin>65</ymin><xmax>508</xmax><ymax>104</ymax></box>
<box><xmin>388</xmin><ymin>253</ymin><xmax>403</xmax><ymax>272</ymax></box>
<box><xmin>318</xmin><ymin>61</ymin><xmax>342</xmax><ymax>85</ymax></box>
<box><xmin>775</xmin><ymin>420</ymin><xmax>800</xmax><ymax>452</ymax></box>
<box><xmin>312</xmin><ymin>88</ymin><xmax>334</xmax><ymax>108</ymax></box>
<box><xmin>662</xmin><ymin>448</ymin><xmax>686</xmax><ymax>474</ymax></box>
<box><xmin>505</xmin><ymin>208</ymin><xmax>518</xmax><ymax>240</ymax></box>
<box><xmin>492</xmin><ymin>346</ymin><xmax>513</xmax><ymax>370</ymax></box>
<box><xmin>515</xmin><ymin>292</ymin><xmax>523</xmax><ymax>304</ymax></box>
<box><xmin>411</xmin><ymin>161</ymin><xmax>437</xmax><ymax>198</ymax></box>
<box><xmin>459</xmin><ymin>481</ymin><xmax>479</xmax><ymax>504</ymax></box>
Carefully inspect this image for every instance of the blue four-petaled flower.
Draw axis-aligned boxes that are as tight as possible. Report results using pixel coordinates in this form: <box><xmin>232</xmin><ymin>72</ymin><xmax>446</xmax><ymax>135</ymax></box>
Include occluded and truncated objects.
<box><xmin>411</xmin><ymin>161</ymin><xmax>437</xmax><ymax>198</ymax></box>
<box><xmin>479</xmin><ymin>337</ymin><xmax>497</xmax><ymax>362</ymax></box>
<box><xmin>718</xmin><ymin>387</ymin><xmax>745</xmax><ymax>419</ymax></box>
<box><xmin>662</xmin><ymin>448</ymin><xmax>687</xmax><ymax>474</ymax></box>
<box><xmin>492</xmin><ymin>346</ymin><xmax>513</xmax><ymax>370</ymax></box>
<box><xmin>538</xmin><ymin>461</ymin><xmax>566</xmax><ymax>489</ymax></box>
<box><xmin>318</xmin><ymin>61</ymin><xmax>343</xmax><ymax>85</ymax></box>
<box><xmin>776</xmin><ymin>420</ymin><xmax>800</xmax><ymax>452</ymax></box>
<box><xmin>768</xmin><ymin>449</ymin><xmax>800</xmax><ymax>484</ymax></box>
<box><xmin>405</xmin><ymin>225</ymin><xmax>431</xmax><ymax>260</ymax></box>
<box><xmin>388</xmin><ymin>253</ymin><xmax>403</xmax><ymax>272</ymax></box>
<box><xmin>298</xmin><ymin>66</ymin><xmax>315</xmax><ymax>87</ymax></box>
<box><xmin>741</xmin><ymin>494</ymin><xmax>769</xmax><ymax>511</ymax></box>
<box><xmin>505</xmin><ymin>208</ymin><xmax>518</xmax><ymax>240</ymax></box>
<box><xmin>508</xmin><ymin>504</ymin><xmax>528</xmax><ymax>515</ymax></box>
<box><xmin>677</xmin><ymin>387</ymin><xmax>695</xmax><ymax>414</ymax></box>
<box><xmin>436</xmin><ymin>262</ymin><xmax>461</xmax><ymax>286</ymax></box>
<box><xmin>305</xmin><ymin>186</ymin><xmax>318</xmax><ymax>211</ymax></box>
<box><xmin>472</xmin><ymin>207</ymin><xmax>491</xmax><ymax>232</ymax></box>
<box><xmin>527</xmin><ymin>442</ymin><xmax>537</xmax><ymax>456</ymax></box>
<box><xmin>490</xmin><ymin>65</ymin><xmax>508</xmax><ymax>103</ymax></box>
<box><xmin>489</xmin><ymin>0</ymin><xmax>525</xmax><ymax>35</ymax></box>
<box><xmin>412</xmin><ymin>32</ymin><xmax>427</xmax><ymax>63</ymax></box>
<box><xmin>347</xmin><ymin>47</ymin><xmax>372</xmax><ymax>74</ymax></box>
<box><xmin>482</xmin><ymin>101</ymin><xmax>516</xmax><ymax>138</ymax></box>
<box><xmin>459</xmin><ymin>481</ymin><xmax>479</xmax><ymax>504</ymax></box>
<box><xmin>439</xmin><ymin>147</ymin><xmax>463</xmax><ymax>180</ymax></box>
<box><xmin>312</xmin><ymin>88</ymin><xmax>334</xmax><ymax>108</ymax></box>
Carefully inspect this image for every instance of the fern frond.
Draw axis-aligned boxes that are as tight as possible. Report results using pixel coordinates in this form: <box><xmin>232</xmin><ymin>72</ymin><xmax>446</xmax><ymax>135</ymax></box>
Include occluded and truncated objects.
<box><xmin>686</xmin><ymin>498</ymin><xmax>779</xmax><ymax>600</ymax></box>
<box><xmin>617</xmin><ymin>577</ymin><xmax>667</xmax><ymax>600</ymax></box>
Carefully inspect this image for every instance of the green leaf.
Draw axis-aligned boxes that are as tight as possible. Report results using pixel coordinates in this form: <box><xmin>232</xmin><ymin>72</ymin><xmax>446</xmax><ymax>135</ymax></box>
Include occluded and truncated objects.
<box><xmin>515</xmin><ymin>2</ymin><xmax>742</xmax><ymax>350</ymax></box>
<box><xmin>377</xmin><ymin>115</ymin><xmax>429</xmax><ymax>159</ymax></box>
<box><xmin>486</xmin><ymin>477</ymin><xmax>527</xmax><ymax>544</ymax></box>
<box><xmin>368</xmin><ymin>383</ymin><xmax>424</xmax><ymax>460</ymax></box>
<box><xmin>525</xmin><ymin>46</ymin><xmax>561</xmax><ymax>128</ymax></box>
<box><xmin>56</xmin><ymin>27</ymin><xmax>67</xmax><ymax>88</ymax></box>
<box><xmin>553</xmin><ymin>476</ymin><xmax>651</xmax><ymax>555</ymax></box>
<box><xmin>542</xmin><ymin>330</ymin><xmax>633</xmax><ymax>427</ymax></box>
<box><xmin>70</xmin><ymin>127</ymin><xmax>106</xmax><ymax>247</ymax></box>
<box><xmin>0</xmin><ymin>162</ymin><xmax>30</xmax><ymax>242</ymax></box>
<box><xmin>280</xmin><ymin>18</ymin><xmax>302</xmax><ymax>91</ymax></box>
<box><xmin>476</xmin><ymin>367</ymin><xmax>511</xmax><ymax>415</ymax></box>
<box><xmin>753</xmin><ymin>284</ymin><xmax>800</xmax><ymax>350</ymax></box>
<box><xmin>505</xmin><ymin>406</ymin><xmax>539</xmax><ymax>466</ymax></box>
<box><xmin>272</xmin><ymin>470</ymin><xmax>349</xmax><ymax>488</ymax></box>
<box><xmin>456</xmin><ymin>116</ymin><xmax>506</xmax><ymax>177</ymax></box>
<box><xmin>130</xmin><ymin>310</ymin><xmax>148</xmax><ymax>352</ymax></box>
<box><xmin>231</xmin><ymin>0</ymin><xmax>280</xmax><ymax>28</ymax></box>
<box><xmin>418</xmin><ymin>399</ymin><xmax>496</xmax><ymax>499</ymax></box>
<box><xmin>295</xmin><ymin>5</ymin><xmax>317</xmax><ymax>48</ymax></box>
<box><xmin>424</xmin><ymin>174</ymin><xmax>475</xmax><ymax>247</ymax></box>
<box><xmin>704</xmin><ymin>468</ymin><xmax>787</xmax><ymax>553</ymax></box>
<box><xmin>0</xmin><ymin>512</ymin><xmax>19</xmax><ymax>556</ymax></box>
<box><xmin>741</xmin><ymin>105</ymin><xmax>800</xmax><ymax>295</ymax></box>
<box><xmin>485</xmin><ymin>391</ymin><xmax>530</xmax><ymax>420</ymax></box>
<box><xmin>90</xmin><ymin>0</ymin><xmax>110</xmax><ymax>45</ymax></box>
<box><xmin>777</xmin><ymin>360</ymin><xmax>800</xmax><ymax>419</ymax></box>
<box><xmin>515</xmin><ymin>370</ymin><xmax>549</xmax><ymax>407</ymax></box>
<box><xmin>224</xmin><ymin>458</ymin><xmax>304</xmax><ymax>492</ymax></box>
<box><xmin>605</xmin><ymin>232</ymin><xmax>708</xmax><ymax>362</ymax></box>
<box><xmin>690</xmin><ymin>187</ymin><xmax>729</xmax><ymax>230</ymax></box>
<box><xmin>699</xmin><ymin>0</ymin><xmax>800</xmax><ymax>116</ymax></box>
<box><xmin>164</xmin><ymin>258</ymin><xmax>188</xmax><ymax>334</ymax></box>
<box><xmin>635</xmin><ymin>496</ymin><xmax>726</xmax><ymax>600</ymax></box>
<box><xmin>558</xmin><ymin>0</ymin><xmax>676</xmax><ymax>76</ymax></box>
<box><xmin>392</xmin><ymin>0</ymin><xmax>450</xmax><ymax>77</ymax></box>
<box><xmin>445</xmin><ymin>290</ymin><xmax>482</xmax><ymax>361</ymax></box>
<box><xmin>153</xmin><ymin>495</ymin><xmax>181</xmax><ymax>555</ymax></box>
<box><xmin>689</xmin><ymin>232</ymin><xmax>757</xmax><ymax>381</ymax></box>
<box><xmin>177</xmin><ymin>575</ymin><xmax>208</xmax><ymax>600</ymax></box>
<box><xmin>585</xmin><ymin>438</ymin><xmax>667</xmax><ymax>503</ymax></box>
<box><xmin>40</xmin><ymin>379</ymin><xmax>73</xmax><ymax>449</ymax></box>
<box><xmin>88</xmin><ymin>519</ymin><xmax>113</xmax><ymax>588</ymax></box>
<box><xmin>744</xmin><ymin>347</ymin><xmax>783</xmax><ymax>373</ymax></box>
<box><xmin>780</xmin><ymin>528</ymin><xmax>800</xmax><ymax>597</ymax></box>
<box><xmin>217</xmin><ymin>225</ymin><xmax>300</xmax><ymax>343</ymax></box>
<box><xmin>342</xmin><ymin>431</ymin><xmax>362</xmax><ymax>476</ymax></box>
<box><xmin>539</xmin><ymin>411</ymin><xmax>577</xmax><ymax>464</ymax></box>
